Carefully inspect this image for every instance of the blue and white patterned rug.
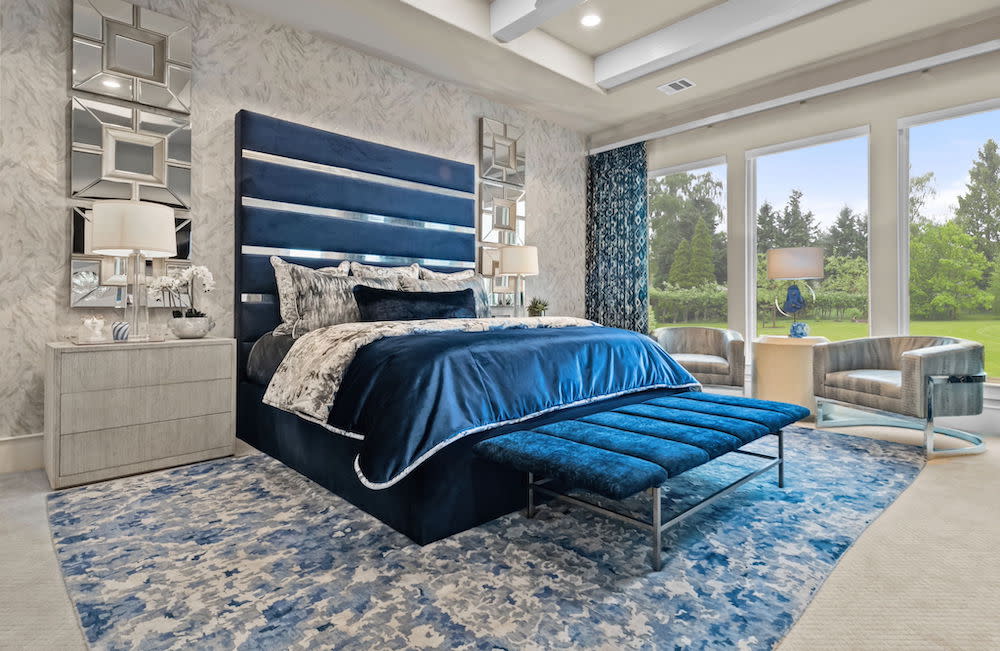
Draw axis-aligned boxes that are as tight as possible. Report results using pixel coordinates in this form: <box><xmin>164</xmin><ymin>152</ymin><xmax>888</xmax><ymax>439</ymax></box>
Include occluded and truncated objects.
<box><xmin>48</xmin><ymin>427</ymin><xmax>924</xmax><ymax>650</ymax></box>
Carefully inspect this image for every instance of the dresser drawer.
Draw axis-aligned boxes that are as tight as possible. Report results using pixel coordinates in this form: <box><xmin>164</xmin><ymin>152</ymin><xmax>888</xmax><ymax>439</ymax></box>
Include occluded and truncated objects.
<box><xmin>59</xmin><ymin>413</ymin><xmax>234</xmax><ymax>476</ymax></box>
<box><xmin>60</xmin><ymin>379</ymin><xmax>232</xmax><ymax>435</ymax></box>
<box><xmin>60</xmin><ymin>343</ymin><xmax>233</xmax><ymax>393</ymax></box>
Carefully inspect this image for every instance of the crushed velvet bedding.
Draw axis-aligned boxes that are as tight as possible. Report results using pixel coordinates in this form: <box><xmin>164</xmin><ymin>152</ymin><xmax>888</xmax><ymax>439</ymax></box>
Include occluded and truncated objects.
<box><xmin>264</xmin><ymin>317</ymin><xmax>700</xmax><ymax>488</ymax></box>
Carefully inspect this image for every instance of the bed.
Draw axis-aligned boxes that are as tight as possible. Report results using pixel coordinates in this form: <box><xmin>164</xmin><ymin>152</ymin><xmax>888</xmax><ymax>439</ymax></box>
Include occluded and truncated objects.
<box><xmin>233</xmin><ymin>111</ymin><xmax>698</xmax><ymax>544</ymax></box>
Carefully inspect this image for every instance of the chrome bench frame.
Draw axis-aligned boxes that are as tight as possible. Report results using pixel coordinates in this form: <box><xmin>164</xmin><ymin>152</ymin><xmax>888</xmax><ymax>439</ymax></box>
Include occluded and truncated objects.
<box><xmin>526</xmin><ymin>429</ymin><xmax>786</xmax><ymax>571</ymax></box>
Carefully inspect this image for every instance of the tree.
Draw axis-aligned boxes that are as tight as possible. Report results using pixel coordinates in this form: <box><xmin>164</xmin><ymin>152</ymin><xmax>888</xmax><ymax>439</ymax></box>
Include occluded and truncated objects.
<box><xmin>688</xmin><ymin>217</ymin><xmax>716</xmax><ymax>286</ymax></box>
<box><xmin>776</xmin><ymin>189</ymin><xmax>819</xmax><ymax>247</ymax></box>
<box><xmin>990</xmin><ymin>260</ymin><xmax>1000</xmax><ymax>317</ymax></box>
<box><xmin>756</xmin><ymin>201</ymin><xmax>781</xmax><ymax>254</ymax></box>
<box><xmin>909</xmin><ymin>221</ymin><xmax>992</xmax><ymax>319</ymax></box>
<box><xmin>824</xmin><ymin>206</ymin><xmax>868</xmax><ymax>259</ymax></box>
<box><xmin>668</xmin><ymin>238</ymin><xmax>692</xmax><ymax>287</ymax></box>
<box><xmin>648</xmin><ymin>171</ymin><xmax>724</xmax><ymax>289</ymax></box>
<box><xmin>909</xmin><ymin>170</ymin><xmax>937</xmax><ymax>227</ymax></box>
<box><xmin>955</xmin><ymin>139</ymin><xmax>1000</xmax><ymax>263</ymax></box>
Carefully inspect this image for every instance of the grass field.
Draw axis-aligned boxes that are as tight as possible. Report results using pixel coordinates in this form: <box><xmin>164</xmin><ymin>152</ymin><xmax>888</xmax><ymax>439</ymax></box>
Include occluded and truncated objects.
<box><xmin>654</xmin><ymin>318</ymin><xmax>1000</xmax><ymax>379</ymax></box>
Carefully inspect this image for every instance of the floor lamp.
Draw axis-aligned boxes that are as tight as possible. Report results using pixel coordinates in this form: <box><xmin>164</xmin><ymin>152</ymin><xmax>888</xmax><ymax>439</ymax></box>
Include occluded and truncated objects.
<box><xmin>90</xmin><ymin>200</ymin><xmax>176</xmax><ymax>342</ymax></box>
<box><xmin>499</xmin><ymin>245</ymin><xmax>538</xmax><ymax>317</ymax></box>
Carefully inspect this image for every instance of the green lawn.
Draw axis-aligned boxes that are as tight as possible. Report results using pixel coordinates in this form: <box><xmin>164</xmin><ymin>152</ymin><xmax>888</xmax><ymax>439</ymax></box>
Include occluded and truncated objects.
<box><xmin>653</xmin><ymin>318</ymin><xmax>1000</xmax><ymax>379</ymax></box>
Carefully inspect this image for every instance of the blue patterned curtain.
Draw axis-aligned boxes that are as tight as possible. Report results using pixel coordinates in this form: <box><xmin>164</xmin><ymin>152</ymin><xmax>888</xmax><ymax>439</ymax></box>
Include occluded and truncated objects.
<box><xmin>585</xmin><ymin>142</ymin><xmax>649</xmax><ymax>333</ymax></box>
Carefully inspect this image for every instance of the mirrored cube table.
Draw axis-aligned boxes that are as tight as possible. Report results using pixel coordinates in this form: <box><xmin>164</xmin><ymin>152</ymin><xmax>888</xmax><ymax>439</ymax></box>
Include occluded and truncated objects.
<box><xmin>752</xmin><ymin>335</ymin><xmax>829</xmax><ymax>417</ymax></box>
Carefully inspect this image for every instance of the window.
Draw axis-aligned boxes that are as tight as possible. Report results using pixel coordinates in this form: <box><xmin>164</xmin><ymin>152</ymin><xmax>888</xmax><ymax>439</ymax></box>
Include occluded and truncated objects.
<box><xmin>748</xmin><ymin>130</ymin><xmax>869</xmax><ymax>341</ymax></box>
<box><xmin>902</xmin><ymin>104</ymin><xmax>1000</xmax><ymax>380</ymax></box>
<box><xmin>647</xmin><ymin>159</ymin><xmax>727</xmax><ymax>330</ymax></box>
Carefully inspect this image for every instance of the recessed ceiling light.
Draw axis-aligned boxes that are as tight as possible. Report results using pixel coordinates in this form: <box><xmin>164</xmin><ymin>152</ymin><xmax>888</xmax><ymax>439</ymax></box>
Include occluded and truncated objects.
<box><xmin>580</xmin><ymin>14</ymin><xmax>601</xmax><ymax>28</ymax></box>
<box><xmin>102</xmin><ymin>79</ymin><xmax>121</xmax><ymax>89</ymax></box>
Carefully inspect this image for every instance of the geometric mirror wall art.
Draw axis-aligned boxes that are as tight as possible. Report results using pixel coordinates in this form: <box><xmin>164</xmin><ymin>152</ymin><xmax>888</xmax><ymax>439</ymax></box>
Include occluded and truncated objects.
<box><xmin>73</xmin><ymin>0</ymin><xmax>192</xmax><ymax>114</ymax></box>
<box><xmin>480</xmin><ymin>117</ymin><xmax>525</xmax><ymax>186</ymax></box>
<box><xmin>479</xmin><ymin>181</ymin><xmax>525</xmax><ymax>246</ymax></box>
<box><xmin>71</xmin><ymin>95</ymin><xmax>191</xmax><ymax>209</ymax></box>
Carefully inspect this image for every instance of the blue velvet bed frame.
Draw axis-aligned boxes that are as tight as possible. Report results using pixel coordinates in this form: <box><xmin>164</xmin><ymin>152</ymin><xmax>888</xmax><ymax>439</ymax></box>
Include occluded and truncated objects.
<box><xmin>233</xmin><ymin>111</ymin><xmax>682</xmax><ymax>544</ymax></box>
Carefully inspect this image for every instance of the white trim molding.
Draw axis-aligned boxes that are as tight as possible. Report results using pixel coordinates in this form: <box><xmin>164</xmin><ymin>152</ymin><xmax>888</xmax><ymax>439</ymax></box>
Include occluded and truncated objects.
<box><xmin>0</xmin><ymin>433</ymin><xmax>44</xmax><ymax>475</ymax></box>
<box><xmin>649</xmin><ymin>155</ymin><xmax>727</xmax><ymax>179</ymax></box>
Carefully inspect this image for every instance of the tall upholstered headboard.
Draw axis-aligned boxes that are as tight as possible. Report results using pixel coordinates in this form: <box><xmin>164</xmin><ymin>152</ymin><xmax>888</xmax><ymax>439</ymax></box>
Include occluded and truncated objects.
<box><xmin>233</xmin><ymin>111</ymin><xmax>477</xmax><ymax>378</ymax></box>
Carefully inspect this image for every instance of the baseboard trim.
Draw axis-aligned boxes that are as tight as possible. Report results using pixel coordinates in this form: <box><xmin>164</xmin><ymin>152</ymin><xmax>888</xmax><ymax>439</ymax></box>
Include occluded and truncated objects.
<box><xmin>0</xmin><ymin>432</ymin><xmax>44</xmax><ymax>474</ymax></box>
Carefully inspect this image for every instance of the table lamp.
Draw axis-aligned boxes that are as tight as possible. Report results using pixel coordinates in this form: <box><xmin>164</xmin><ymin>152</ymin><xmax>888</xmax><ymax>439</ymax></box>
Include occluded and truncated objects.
<box><xmin>90</xmin><ymin>200</ymin><xmax>176</xmax><ymax>341</ymax></box>
<box><xmin>766</xmin><ymin>247</ymin><xmax>824</xmax><ymax>337</ymax></box>
<box><xmin>499</xmin><ymin>245</ymin><xmax>538</xmax><ymax>317</ymax></box>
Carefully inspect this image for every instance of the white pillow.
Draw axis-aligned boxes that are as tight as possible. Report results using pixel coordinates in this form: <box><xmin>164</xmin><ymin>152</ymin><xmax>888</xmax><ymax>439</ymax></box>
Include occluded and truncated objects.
<box><xmin>350</xmin><ymin>261</ymin><xmax>420</xmax><ymax>279</ymax></box>
<box><xmin>419</xmin><ymin>266</ymin><xmax>475</xmax><ymax>280</ymax></box>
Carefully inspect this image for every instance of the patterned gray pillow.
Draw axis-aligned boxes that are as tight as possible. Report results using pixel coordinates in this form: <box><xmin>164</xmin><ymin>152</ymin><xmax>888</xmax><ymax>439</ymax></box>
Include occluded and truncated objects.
<box><xmin>399</xmin><ymin>274</ymin><xmax>492</xmax><ymax>318</ymax></box>
<box><xmin>419</xmin><ymin>266</ymin><xmax>475</xmax><ymax>280</ymax></box>
<box><xmin>270</xmin><ymin>257</ymin><xmax>396</xmax><ymax>337</ymax></box>
<box><xmin>271</xmin><ymin>257</ymin><xmax>350</xmax><ymax>336</ymax></box>
<box><xmin>350</xmin><ymin>261</ymin><xmax>420</xmax><ymax>279</ymax></box>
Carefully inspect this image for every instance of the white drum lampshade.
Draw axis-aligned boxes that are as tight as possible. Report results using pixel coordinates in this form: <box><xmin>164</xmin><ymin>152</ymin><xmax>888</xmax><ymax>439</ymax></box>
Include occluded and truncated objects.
<box><xmin>499</xmin><ymin>245</ymin><xmax>539</xmax><ymax>277</ymax></box>
<box><xmin>90</xmin><ymin>200</ymin><xmax>177</xmax><ymax>258</ymax></box>
<box><xmin>767</xmin><ymin>247</ymin><xmax>824</xmax><ymax>280</ymax></box>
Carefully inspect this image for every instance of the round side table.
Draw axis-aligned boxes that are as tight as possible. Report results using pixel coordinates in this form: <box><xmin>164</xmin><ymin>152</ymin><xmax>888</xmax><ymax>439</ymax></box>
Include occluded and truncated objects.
<box><xmin>752</xmin><ymin>335</ymin><xmax>829</xmax><ymax>417</ymax></box>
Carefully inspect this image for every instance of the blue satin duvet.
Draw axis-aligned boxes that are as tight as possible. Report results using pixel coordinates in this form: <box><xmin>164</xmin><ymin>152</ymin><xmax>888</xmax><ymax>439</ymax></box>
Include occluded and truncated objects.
<box><xmin>327</xmin><ymin>325</ymin><xmax>700</xmax><ymax>488</ymax></box>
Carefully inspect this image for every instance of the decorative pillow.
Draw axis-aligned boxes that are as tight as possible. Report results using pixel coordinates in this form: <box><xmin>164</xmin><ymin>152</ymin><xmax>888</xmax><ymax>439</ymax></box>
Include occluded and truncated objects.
<box><xmin>270</xmin><ymin>257</ymin><xmax>397</xmax><ymax>337</ymax></box>
<box><xmin>350</xmin><ymin>261</ymin><xmax>420</xmax><ymax>279</ymax></box>
<box><xmin>398</xmin><ymin>274</ymin><xmax>492</xmax><ymax>318</ymax></box>
<box><xmin>352</xmin><ymin>285</ymin><xmax>476</xmax><ymax>322</ymax></box>
<box><xmin>419</xmin><ymin>266</ymin><xmax>475</xmax><ymax>281</ymax></box>
<box><xmin>271</xmin><ymin>257</ymin><xmax>350</xmax><ymax>335</ymax></box>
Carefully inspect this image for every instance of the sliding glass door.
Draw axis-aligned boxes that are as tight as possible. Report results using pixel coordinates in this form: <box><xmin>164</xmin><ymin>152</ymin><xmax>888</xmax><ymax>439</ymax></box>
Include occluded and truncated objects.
<box><xmin>647</xmin><ymin>159</ymin><xmax>727</xmax><ymax>330</ymax></box>
<box><xmin>748</xmin><ymin>130</ymin><xmax>870</xmax><ymax>341</ymax></box>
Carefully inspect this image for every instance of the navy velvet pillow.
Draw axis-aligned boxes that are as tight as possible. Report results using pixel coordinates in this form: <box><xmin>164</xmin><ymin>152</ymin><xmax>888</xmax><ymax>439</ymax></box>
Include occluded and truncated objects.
<box><xmin>352</xmin><ymin>285</ymin><xmax>477</xmax><ymax>321</ymax></box>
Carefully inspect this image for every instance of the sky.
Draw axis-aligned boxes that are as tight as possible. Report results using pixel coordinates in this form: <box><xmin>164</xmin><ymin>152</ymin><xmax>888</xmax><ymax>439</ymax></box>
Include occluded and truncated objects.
<box><xmin>684</xmin><ymin>107</ymin><xmax>998</xmax><ymax>233</ymax></box>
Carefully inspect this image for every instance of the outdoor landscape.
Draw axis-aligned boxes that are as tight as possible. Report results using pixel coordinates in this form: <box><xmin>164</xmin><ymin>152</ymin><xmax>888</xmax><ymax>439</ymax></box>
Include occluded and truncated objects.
<box><xmin>648</xmin><ymin>133</ymin><xmax>1000</xmax><ymax>378</ymax></box>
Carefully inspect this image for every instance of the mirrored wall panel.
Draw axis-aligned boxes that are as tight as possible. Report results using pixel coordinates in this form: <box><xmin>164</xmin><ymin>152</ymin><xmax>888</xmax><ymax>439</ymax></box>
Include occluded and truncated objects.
<box><xmin>71</xmin><ymin>96</ymin><xmax>191</xmax><ymax>208</ymax></box>
<box><xmin>71</xmin><ymin>255</ymin><xmax>124</xmax><ymax>308</ymax></box>
<box><xmin>480</xmin><ymin>118</ymin><xmax>525</xmax><ymax>186</ymax></box>
<box><xmin>479</xmin><ymin>181</ymin><xmax>525</xmax><ymax>246</ymax></box>
<box><xmin>73</xmin><ymin>0</ymin><xmax>192</xmax><ymax>113</ymax></box>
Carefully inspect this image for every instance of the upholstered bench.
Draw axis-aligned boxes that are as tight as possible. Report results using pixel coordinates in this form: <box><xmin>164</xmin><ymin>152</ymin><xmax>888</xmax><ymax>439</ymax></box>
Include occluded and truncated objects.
<box><xmin>474</xmin><ymin>391</ymin><xmax>809</xmax><ymax>571</ymax></box>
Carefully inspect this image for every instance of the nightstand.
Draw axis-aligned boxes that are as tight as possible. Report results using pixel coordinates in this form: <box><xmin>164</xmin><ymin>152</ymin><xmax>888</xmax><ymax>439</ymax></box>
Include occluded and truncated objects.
<box><xmin>752</xmin><ymin>335</ymin><xmax>829</xmax><ymax>416</ymax></box>
<box><xmin>44</xmin><ymin>338</ymin><xmax>236</xmax><ymax>489</ymax></box>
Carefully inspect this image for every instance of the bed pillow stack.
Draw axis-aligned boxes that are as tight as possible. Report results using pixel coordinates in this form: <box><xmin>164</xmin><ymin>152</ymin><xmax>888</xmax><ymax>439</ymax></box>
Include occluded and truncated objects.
<box><xmin>399</xmin><ymin>275</ymin><xmax>492</xmax><ymax>318</ymax></box>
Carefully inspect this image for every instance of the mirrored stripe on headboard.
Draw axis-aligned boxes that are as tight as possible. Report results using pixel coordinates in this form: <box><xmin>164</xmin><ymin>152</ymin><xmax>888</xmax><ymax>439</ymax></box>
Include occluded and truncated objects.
<box><xmin>242</xmin><ymin>198</ymin><xmax>476</xmax><ymax>235</ymax></box>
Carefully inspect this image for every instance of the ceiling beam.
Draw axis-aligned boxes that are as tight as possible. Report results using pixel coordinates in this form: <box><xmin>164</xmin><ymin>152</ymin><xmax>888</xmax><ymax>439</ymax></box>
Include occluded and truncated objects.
<box><xmin>594</xmin><ymin>0</ymin><xmax>847</xmax><ymax>89</ymax></box>
<box><xmin>490</xmin><ymin>0</ymin><xmax>585</xmax><ymax>43</ymax></box>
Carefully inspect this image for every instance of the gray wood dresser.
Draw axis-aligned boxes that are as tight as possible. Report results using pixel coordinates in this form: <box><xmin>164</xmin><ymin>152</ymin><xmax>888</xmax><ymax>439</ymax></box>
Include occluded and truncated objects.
<box><xmin>44</xmin><ymin>337</ymin><xmax>236</xmax><ymax>489</ymax></box>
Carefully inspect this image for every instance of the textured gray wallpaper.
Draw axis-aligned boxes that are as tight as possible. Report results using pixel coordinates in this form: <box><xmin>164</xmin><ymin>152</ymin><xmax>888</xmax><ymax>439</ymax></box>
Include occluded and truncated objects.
<box><xmin>0</xmin><ymin>0</ymin><xmax>587</xmax><ymax>438</ymax></box>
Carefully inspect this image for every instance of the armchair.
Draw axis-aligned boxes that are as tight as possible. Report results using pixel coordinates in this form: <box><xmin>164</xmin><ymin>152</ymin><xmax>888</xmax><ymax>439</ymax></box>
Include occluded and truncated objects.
<box><xmin>813</xmin><ymin>336</ymin><xmax>986</xmax><ymax>457</ymax></box>
<box><xmin>652</xmin><ymin>326</ymin><xmax>745</xmax><ymax>388</ymax></box>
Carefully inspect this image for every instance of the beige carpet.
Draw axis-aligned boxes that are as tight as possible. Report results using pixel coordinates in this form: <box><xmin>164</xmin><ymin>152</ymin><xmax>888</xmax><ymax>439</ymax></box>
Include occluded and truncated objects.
<box><xmin>1</xmin><ymin>427</ymin><xmax>997</xmax><ymax>650</ymax></box>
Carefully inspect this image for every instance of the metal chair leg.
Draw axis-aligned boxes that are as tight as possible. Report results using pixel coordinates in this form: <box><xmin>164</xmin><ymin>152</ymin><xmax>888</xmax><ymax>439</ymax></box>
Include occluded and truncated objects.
<box><xmin>651</xmin><ymin>486</ymin><xmax>662</xmax><ymax>572</ymax></box>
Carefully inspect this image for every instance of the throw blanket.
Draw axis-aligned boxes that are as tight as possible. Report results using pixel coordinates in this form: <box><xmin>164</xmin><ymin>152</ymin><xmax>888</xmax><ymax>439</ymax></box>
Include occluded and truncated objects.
<box><xmin>265</xmin><ymin>317</ymin><xmax>700</xmax><ymax>488</ymax></box>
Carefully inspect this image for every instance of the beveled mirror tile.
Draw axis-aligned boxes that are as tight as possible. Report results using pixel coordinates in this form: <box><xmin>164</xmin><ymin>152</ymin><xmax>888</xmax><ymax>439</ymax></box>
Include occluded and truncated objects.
<box><xmin>166</xmin><ymin>27</ymin><xmax>193</xmax><ymax>65</ymax></box>
<box><xmin>167</xmin><ymin>126</ymin><xmax>192</xmax><ymax>164</ymax></box>
<box><xmin>479</xmin><ymin>117</ymin><xmax>525</xmax><ymax>187</ymax></box>
<box><xmin>88</xmin><ymin>0</ymin><xmax>132</xmax><ymax>24</ymax></box>
<box><xmin>72</xmin><ymin>39</ymin><xmax>103</xmax><ymax>85</ymax></box>
<box><xmin>71</xmin><ymin>102</ymin><xmax>104</xmax><ymax>148</ymax></box>
<box><xmin>138</xmin><ymin>6</ymin><xmax>187</xmax><ymax>36</ymax></box>
<box><xmin>73</xmin><ymin>2</ymin><xmax>104</xmax><ymax>40</ymax></box>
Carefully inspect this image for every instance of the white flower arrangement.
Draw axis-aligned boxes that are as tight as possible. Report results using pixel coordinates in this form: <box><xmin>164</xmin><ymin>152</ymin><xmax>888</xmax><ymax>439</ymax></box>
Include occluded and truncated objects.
<box><xmin>150</xmin><ymin>265</ymin><xmax>215</xmax><ymax>310</ymax></box>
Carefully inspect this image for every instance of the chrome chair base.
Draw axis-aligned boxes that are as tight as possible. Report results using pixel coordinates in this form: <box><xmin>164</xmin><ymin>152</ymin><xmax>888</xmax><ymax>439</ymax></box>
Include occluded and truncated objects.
<box><xmin>815</xmin><ymin>398</ymin><xmax>986</xmax><ymax>458</ymax></box>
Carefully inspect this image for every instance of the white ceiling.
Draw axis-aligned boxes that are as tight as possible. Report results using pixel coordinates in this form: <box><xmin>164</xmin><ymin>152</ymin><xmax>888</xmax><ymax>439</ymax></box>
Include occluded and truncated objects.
<box><xmin>539</xmin><ymin>0</ymin><xmax>724</xmax><ymax>57</ymax></box>
<box><xmin>222</xmin><ymin>0</ymin><xmax>1000</xmax><ymax>147</ymax></box>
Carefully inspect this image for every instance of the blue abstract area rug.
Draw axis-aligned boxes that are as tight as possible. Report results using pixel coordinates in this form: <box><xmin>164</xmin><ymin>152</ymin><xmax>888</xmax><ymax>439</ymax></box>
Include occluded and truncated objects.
<box><xmin>48</xmin><ymin>427</ymin><xmax>924</xmax><ymax>650</ymax></box>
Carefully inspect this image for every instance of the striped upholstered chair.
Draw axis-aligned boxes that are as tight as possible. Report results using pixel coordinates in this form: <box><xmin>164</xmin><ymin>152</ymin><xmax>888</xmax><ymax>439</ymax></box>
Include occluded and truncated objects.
<box><xmin>813</xmin><ymin>336</ymin><xmax>986</xmax><ymax>457</ymax></box>
<box><xmin>652</xmin><ymin>326</ymin><xmax>745</xmax><ymax>389</ymax></box>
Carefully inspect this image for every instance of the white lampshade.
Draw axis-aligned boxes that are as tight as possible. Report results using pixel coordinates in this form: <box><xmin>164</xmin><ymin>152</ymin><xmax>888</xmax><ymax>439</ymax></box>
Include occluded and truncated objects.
<box><xmin>90</xmin><ymin>200</ymin><xmax>176</xmax><ymax>258</ymax></box>
<box><xmin>767</xmin><ymin>247</ymin><xmax>824</xmax><ymax>280</ymax></box>
<box><xmin>499</xmin><ymin>245</ymin><xmax>539</xmax><ymax>276</ymax></box>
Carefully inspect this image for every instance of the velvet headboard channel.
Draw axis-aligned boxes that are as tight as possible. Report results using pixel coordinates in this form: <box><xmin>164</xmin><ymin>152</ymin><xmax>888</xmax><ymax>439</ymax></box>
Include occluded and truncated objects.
<box><xmin>233</xmin><ymin>110</ymin><xmax>477</xmax><ymax>378</ymax></box>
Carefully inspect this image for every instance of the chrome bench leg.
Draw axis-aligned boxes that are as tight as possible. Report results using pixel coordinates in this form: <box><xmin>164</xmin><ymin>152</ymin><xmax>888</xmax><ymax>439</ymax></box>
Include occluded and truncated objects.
<box><xmin>778</xmin><ymin>429</ymin><xmax>785</xmax><ymax>488</ymax></box>
<box><xmin>651</xmin><ymin>486</ymin><xmax>662</xmax><ymax>572</ymax></box>
<box><xmin>526</xmin><ymin>472</ymin><xmax>536</xmax><ymax>518</ymax></box>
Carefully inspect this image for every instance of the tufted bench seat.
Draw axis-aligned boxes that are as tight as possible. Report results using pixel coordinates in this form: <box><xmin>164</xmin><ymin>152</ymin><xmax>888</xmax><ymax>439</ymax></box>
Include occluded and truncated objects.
<box><xmin>474</xmin><ymin>391</ymin><xmax>809</xmax><ymax>571</ymax></box>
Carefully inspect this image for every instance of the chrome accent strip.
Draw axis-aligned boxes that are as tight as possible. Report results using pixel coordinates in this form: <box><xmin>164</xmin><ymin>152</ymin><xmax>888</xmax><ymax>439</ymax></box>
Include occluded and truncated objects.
<box><xmin>241</xmin><ymin>245</ymin><xmax>475</xmax><ymax>269</ymax></box>
<box><xmin>242</xmin><ymin>150</ymin><xmax>476</xmax><ymax>199</ymax></box>
<box><xmin>241</xmin><ymin>197</ymin><xmax>476</xmax><ymax>235</ymax></box>
<box><xmin>240</xmin><ymin>293</ymin><xmax>275</xmax><ymax>304</ymax></box>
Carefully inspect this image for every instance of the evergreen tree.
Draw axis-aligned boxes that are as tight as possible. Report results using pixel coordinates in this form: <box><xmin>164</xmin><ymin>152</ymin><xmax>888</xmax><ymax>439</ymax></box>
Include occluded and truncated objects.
<box><xmin>668</xmin><ymin>238</ymin><xmax>692</xmax><ymax>287</ymax></box>
<box><xmin>955</xmin><ymin>139</ymin><xmax>1000</xmax><ymax>262</ymax></box>
<box><xmin>648</xmin><ymin>171</ymin><xmax>724</xmax><ymax>288</ymax></box>
<box><xmin>776</xmin><ymin>189</ymin><xmax>818</xmax><ymax>247</ymax></box>
<box><xmin>755</xmin><ymin>201</ymin><xmax>781</xmax><ymax>254</ymax></box>
<box><xmin>688</xmin><ymin>217</ymin><xmax>716</xmax><ymax>286</ymax></box>
<box><xmin>909</xmin><ymin>170</ymin><xmax>937</xmax><ymax>225</ymax></box>
<box><xmin>824</xmin><ymin>206</ymin><xmax>868</xmax><ymax>259</ymax></box>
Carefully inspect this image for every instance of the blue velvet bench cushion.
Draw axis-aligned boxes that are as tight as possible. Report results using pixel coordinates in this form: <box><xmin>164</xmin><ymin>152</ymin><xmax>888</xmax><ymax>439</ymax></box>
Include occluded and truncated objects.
<box><xmin>474</xmin><ymin>392</ymin><xmax>810</xmax><ymax>501</ymax></box>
